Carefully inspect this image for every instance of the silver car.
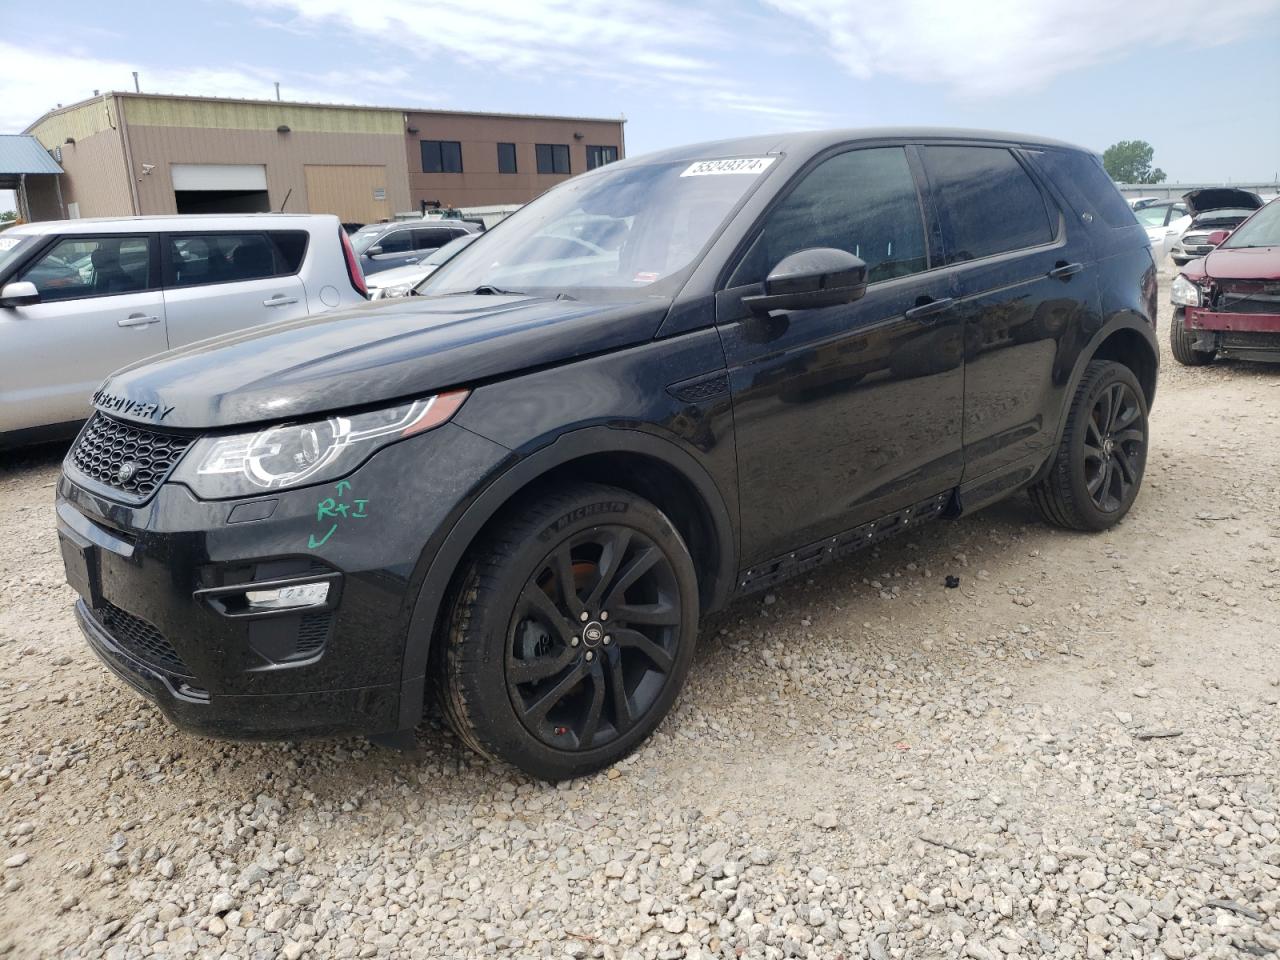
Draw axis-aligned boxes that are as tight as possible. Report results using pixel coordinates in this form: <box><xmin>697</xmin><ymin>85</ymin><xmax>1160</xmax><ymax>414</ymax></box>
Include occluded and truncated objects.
<box><xmin>0</xmin><ymin>214</ymin><xmax>367</xmax><ymax>447</ymax></box>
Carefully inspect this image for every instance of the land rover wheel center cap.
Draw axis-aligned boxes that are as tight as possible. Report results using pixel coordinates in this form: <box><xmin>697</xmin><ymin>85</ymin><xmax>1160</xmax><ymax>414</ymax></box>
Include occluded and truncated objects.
<box><xmin>582</xmin><ymin>621</ymin><xmax>605</xmax><ymax>647</ymax></box>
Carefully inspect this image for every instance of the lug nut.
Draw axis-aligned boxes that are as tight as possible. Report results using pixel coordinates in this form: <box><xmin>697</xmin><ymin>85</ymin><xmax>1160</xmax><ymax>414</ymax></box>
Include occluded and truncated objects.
<box><xmin>600</xmin><ymin>611</ymin><xmax>609</xmax><ymax>620</ymax></box>
<box><xmin>585</xmin><ymin>651</ymin><xmax>595</xmax><ymax>662</ymax></box>
<box><xmin>570</xmin><ymin>636</ymin><xmax>580</xmax><ymax>647</ymax></box>
<box><xmin>579</xmin><ymin>611</ymin><xmax>590</xmax><ymax>622</ymax></box>
<box><xmin>603</xmin><ymin>635</ymin><xmax>612</xmax><ymax>645</ymax></box>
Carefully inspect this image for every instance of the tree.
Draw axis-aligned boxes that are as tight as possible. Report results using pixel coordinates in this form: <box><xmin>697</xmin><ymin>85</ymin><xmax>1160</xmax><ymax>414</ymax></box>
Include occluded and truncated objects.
<box><xmin>1102</xmin><ymin>141</ymin><xmax>1167</xmax><ymax>183</ymax></box>
<box><xmin>0</xmin><ymin>211</ymin><xmax>16</xmax><ymax>223</ymax></box>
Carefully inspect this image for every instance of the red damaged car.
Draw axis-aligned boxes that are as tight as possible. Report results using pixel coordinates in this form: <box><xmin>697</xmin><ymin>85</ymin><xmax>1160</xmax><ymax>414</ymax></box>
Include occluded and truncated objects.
<box><xmin>1170</xmin><ymin>198</ymin><xmax>1280</xmax><ymax>365</ymax></box>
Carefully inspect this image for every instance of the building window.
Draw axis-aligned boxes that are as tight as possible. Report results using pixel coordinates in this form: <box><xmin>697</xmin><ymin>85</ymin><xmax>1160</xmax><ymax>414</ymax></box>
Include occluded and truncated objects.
<box><xmin>586</xmin><ymin>145</ymin><xmax>619</xmax><ymax>170</ymax></box>
<box><xmin>535</xmin><ymin>143</ymin><xmax>571</xmax><ymax>175</ymax></box>
<box><xmin>421</xmin><ymin>140</ymin><xmax>463</xmax><ymax>174</ymax></box>
<box><xmin>497</xmin><ymin>142</ymin><xmax>518</xmax><ymax>174</ymax></box>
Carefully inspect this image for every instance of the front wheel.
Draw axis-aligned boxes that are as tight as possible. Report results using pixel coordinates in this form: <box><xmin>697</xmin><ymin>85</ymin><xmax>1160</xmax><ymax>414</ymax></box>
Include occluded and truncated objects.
<box><xmin>1029</xmin><ymin>360</ymin><xmax>1149</xmax><ymax>531</ymax></box>
<box><xmin>1170</xmin><ymin>307</ymin><xmax>1215</xmax><ymax>366</ymax></box>
<box><xmin>435</xmin><ymin>482</ymin><xmax>699</xmax><ymax>780</ymax></box>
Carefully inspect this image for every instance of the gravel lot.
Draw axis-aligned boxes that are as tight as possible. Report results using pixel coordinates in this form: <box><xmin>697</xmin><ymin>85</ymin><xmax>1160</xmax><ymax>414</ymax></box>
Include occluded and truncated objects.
<box><xmin>1</xmin><ymin>276</ymin><xmax>1278</xmax><ymax>960</ymax></box>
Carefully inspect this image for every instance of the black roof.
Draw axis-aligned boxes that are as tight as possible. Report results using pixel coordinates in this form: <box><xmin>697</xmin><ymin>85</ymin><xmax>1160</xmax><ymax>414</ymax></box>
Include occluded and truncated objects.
<box><xmin>623</xmin><ymin>127</ymin><xmax>1092</xmax><ymax>167</ymax></box>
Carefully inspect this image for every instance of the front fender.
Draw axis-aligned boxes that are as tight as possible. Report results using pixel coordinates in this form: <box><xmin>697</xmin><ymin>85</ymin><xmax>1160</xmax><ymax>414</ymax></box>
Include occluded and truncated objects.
<box><xmin>394</xmin><ymin>424</ymin><xmax>738</xmax><ymax>728</ymax></box>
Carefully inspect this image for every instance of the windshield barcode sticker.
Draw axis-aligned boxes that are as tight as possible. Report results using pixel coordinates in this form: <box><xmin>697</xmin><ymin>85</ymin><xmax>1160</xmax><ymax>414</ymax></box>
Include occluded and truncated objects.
<box><xmin>680</xmin><ymin>157</ymin><xmax>776</xmax><ymax>178</ymax></box>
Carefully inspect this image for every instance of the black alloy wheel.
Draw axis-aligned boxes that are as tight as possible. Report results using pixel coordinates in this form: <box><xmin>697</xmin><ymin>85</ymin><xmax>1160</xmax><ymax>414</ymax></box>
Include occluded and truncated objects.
<box><xmin>1029</xmin><ymin>360</ymin><xmax>1149</xmax><ymax>532</ymax></box>
<box><xmin>436</xmin><ymin>483</ymin><xmax>699</xmax><ymax>780</ymax></box>
<box><xmin>505</xmin><ymin>525</ymin><xmax>682</xmax><ymax>751</ymax></box>
<box><xmin>1082</xmin><ymin>380</ymin><xmax>1146</xmax><ymax>514</ymax></box>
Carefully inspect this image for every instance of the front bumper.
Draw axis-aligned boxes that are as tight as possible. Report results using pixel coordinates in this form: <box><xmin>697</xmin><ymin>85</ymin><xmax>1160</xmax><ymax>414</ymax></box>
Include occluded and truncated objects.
<box><xmin>58</xmin><ymin>422</ymin><xmax>510</xmax><ymax>740</ymax></box>
<box><xmin>1185</xmin><ymin>307</ymin><xmax>1280</xmax><ymax>361</ymax></box>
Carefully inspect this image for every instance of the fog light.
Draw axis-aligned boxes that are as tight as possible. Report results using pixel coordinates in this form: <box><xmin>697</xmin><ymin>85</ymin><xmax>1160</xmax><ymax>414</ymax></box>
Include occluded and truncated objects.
<box><xmin>244</xmin><ymin>582</ymin><xmax>330</xmax><ymax>611</ymax></box>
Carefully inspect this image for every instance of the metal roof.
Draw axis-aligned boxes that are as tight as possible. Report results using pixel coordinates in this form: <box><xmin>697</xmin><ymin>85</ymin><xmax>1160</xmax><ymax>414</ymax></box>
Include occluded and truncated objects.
<box><xmin>0</xmin><ymin>134</ymin><xmax>63</xmax><ymax>175</ymax></box>
<box><xmin>26</xmin><ymin>92</ymin><xmax>624</xmax><ymax>132</ymax></box>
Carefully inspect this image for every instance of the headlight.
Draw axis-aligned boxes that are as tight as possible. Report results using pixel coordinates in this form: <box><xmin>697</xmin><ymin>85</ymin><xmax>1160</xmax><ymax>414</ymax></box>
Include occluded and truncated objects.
<box><xmin>170</xmin><ymin>391</ymin><xmax>468</xmax><ymax>499</ymax></box>
<box><xmin>1170</xmin><ymin>275</ymin><xmax>1201</xmax><ymax>307</ymax></box>
<box><xmin>374</xmin><ymin>281</ymin><xmax>416</xmax><ymax>299</ymax></box>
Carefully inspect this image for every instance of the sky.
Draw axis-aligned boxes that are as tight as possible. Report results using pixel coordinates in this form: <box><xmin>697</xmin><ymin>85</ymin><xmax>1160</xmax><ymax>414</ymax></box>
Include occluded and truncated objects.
<box><xmin>2</xmin><ymin>0</ymin><xmax>1278</xmax><ymax>213</ymax></box>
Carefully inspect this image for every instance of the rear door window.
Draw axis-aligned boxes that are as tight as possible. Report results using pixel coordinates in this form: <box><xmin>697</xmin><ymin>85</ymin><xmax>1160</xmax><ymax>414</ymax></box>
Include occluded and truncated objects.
<box><xmin>19</xmin><ymin>235</ymin><xmax>154</xmax><ymax>302</ymax></box>
<box><xmin>730</xmin><ymin>146</ymin><xmax>929</xmax><ymax>287</ymax></box>
<box><xmin>166</xmin><ymin>232</ymin><xmax>305</xmax><ymax>288</ymax></box>
<box><xmin>413</xmin><ymin>228</ymin><xmax>459</xmax><ymax>251</ymax></box>
<box><xmin>375</xmin><ymin>230</ymin><xmax>414</xmax><ymax>254</ymax></box>
<box><xmin>920</xmin><ymin>146</ymin><xmax>1055</xmax><ymax>263</ymax></box>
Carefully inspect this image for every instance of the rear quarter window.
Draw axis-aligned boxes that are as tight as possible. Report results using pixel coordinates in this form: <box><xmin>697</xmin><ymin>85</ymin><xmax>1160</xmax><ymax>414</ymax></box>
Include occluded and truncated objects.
<box><xmin>1029</xmin><ymin>148</ymin><xmax>1137</xmax><ymax>229</ymax></box>
<box><xmin>269</xmin><ymin>231</ymin><xmax>309</xmax><ymax>273</ymax></box>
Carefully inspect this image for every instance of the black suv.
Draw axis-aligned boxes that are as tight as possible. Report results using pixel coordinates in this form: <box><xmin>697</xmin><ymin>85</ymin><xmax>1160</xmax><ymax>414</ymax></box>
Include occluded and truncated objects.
<box><xmin>57</xmin><ymin>129</ymin><xmax>1158</xmax><ymax>780</ymax></box>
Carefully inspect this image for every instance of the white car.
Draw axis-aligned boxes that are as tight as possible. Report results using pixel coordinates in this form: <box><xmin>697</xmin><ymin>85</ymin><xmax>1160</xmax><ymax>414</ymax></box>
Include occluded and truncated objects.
<box><xmin>1132</xmin><ymin>201</ymin><xmax>1191</xmax><ymax>262</ymax></box>
<box><xmin>366</xmin><ymin>232</ymin><xmax>481</xmax><ymax>299</ymax></box>
<box><xmin>0</xmin><ymin>214</ymin><xmax>367</xmax><ymax>447</ymax></box>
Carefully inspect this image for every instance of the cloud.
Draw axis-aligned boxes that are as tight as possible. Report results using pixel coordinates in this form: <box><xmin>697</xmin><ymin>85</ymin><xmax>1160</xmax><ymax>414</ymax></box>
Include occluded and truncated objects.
<box><xmin>0</xmin><ymin>42</ymin><xmax>439</xmax><ymax>134</ymax></box>
<box><xmin>242</xmin><ymin>0</ymin><xmax>829</xmax><ymax>128</ymax></box>
<box><xmin>763</xmin><ymin>0</ymin><xmax>1280</xmax><ymax>97</ymax></box>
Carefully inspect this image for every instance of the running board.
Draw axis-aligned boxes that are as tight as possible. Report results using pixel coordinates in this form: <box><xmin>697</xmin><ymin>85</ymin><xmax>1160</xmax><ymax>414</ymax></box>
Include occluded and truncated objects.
<box><xmin>735</xmin><ymin>491</ymin><xmax>953</xmax><ymax>596</ymax></box>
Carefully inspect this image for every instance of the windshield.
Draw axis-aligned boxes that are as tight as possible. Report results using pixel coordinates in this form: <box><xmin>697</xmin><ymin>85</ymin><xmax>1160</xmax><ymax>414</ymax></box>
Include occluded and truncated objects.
<box><xmin>422</xmin><ymin>156</ymin><xmax>776</xmax><ymax>298</ymax></box>
<box><xmin>423</xmin><ymin>232</ymin><xmax>478</xmax><ymax>267</ymax></box>
<box><xmin>1134</xmin><ymin>206</ymin><xmax>1169</xmax><ymax>227</ymax></box>
<box><xmin>350</xmin><ymin>226</ymin><xmax>385</xmax><ymax>255</ymax></box>
<box><xmin>1221</xmin><ymin>201</ymin><xmax>1280</xmax><ymax>249</ymax></box>
<box><xmin>0</xmin><ymin>233</ymin><xmax>37</xmax><ymax>275</ymax></box>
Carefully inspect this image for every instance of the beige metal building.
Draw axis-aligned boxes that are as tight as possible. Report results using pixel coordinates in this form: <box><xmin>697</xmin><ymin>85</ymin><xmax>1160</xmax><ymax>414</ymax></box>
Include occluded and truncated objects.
<box><xmin>23</xmin><ymin>93</ymin><xmax>625</xmax><ymax>222</ymax></box>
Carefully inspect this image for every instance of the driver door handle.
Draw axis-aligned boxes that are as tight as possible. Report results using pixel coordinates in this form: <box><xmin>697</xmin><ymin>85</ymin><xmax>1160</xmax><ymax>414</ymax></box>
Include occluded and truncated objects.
<box><xmin>904</xmin><ymin>297</ymin><xmax>954</xmax><ymax>323</ymax></box>
<box><xmin>117</xmin><ymin>313</ymin><xmax>161</xmax><ymax>328</ymax></box>
<box><xmin>263</xmin><ymin>296</ymin><xmax>299</xmax><ymax>307</ymax></box>
<box><xmin>1048</xmin><ymin>261</ymin><xmax>1084</xmax><ymax>281</ymax></box>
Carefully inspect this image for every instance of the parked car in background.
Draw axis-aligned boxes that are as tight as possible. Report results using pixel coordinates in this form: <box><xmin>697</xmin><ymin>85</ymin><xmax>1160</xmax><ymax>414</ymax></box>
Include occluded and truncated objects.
<box><xmin>1133</xmin><ymin>200</ymin><xmax>1191</xmax><ymax>262</ymax></box>
<box><xmin>1170</xmin><ymin>198</ymin><xmax>1280</xmax><ymax>365</ymax></box>
<box><xmin>0</xmin><ymin>214</ymin><xmax>366</xmax><ymax>448</ymax></box>
<box><xmin>1170</xmin><ymin>188</ymin><xmax>1263</xmax><ymax>265</ymax></box>
<box><xmin>366</xmin><ymin>233</ymin><xmax>482</xmax><ymax>299</ymax></box>
<box><xmin>55</xmin><ymin>128</ymin><xmax>1159</xmax><ymax>780</ymax></box>
<box><xmin>350</xmin><ymin>219</ymin><xmax>482</xmax><ymax>275</ymax></box>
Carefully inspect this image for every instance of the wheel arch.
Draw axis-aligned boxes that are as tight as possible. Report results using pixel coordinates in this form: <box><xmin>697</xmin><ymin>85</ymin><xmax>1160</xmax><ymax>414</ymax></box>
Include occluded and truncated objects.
<box><xmin>395</xmin><ymin>426</ymin><xmax>738</xmax><ymax>728</ymax></box>
<box><xmin>1030</xmin><ymin>316</ymin><xmax>1159</xmax><ymax>489</ymax></box>
<box><xmin>1089</xmin><ymin>324</ymin><xmax>1158</xmax><ymax>409</ymax></box>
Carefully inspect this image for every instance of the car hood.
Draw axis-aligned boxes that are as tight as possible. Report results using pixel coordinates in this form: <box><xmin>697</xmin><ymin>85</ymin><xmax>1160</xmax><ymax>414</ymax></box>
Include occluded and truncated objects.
<box><xmin>93</xmin><ymin>294</ymin><xmax>670</xmax><ymax>430</ymax></box>
<box><xmin>1194</xmin><ymin>244</ymin><xmax>1280</xmax><ymax>281</ymax></box>
<box><xmin>366</xmin><ymin>262</ymin><xmax>431</xmax><ymax>288</ymax></box>
<box><xmin>1182</xmin><ymin>188</ymin><xmax>1263</xmax><ymax>216</ymax></box>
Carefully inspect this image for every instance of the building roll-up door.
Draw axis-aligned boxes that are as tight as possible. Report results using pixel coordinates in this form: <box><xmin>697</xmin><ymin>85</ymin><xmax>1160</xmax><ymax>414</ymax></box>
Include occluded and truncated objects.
<box><xmin>171</xmin><ymin>164</ymin><xmax>270</xmax><ymax>214</ymax></box>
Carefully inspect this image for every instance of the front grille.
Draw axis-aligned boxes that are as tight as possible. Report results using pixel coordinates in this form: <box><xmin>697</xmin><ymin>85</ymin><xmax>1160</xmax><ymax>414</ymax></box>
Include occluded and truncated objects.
<box><xmin>1214</xmin><ymin>280</ymin><xmax>1280</xmax><ymax>315</ymax></box>
<box><xmin>98</xmin><ymin>601</ymin><xmax>195</xmax><ymax>679</ymax></box>
<box><xmin>71</xmin><ymin>414</ymin><xmax>194</xmax><ymax>501</ymax></box>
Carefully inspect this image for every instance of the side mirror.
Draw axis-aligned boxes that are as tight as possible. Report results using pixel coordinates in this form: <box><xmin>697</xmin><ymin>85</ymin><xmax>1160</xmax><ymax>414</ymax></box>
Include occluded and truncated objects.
<box><xmin>0</xmin><ymin>281</ymin><xmax>39</xmax><ymax>308</ymax></box>
<box><xmin>1206</xmin><ymin>229</ymin><xmax>1231</xmax><ymax>247</ymax></box>
<box><xmin>367</xmin><ymin>245</ymin><xmax>384</xmax><ymax>257</ymax></box>
<box><xmin>742</xmin><ymin>248</ymin><xmax>868</xmax><ymax>315</ymax></box>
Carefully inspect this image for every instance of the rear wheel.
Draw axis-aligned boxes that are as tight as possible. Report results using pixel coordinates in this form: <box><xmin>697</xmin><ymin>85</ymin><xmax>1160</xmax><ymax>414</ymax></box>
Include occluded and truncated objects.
<box><xmin>1170</xmin><ymin>307</ymin><xmax>1215</xmax><ymax>366</ymax></box>
<box><xmin>435</xmin><ymin>483</ymin><xmax>699</xmax><ymax>780</ymax></box>
<box><xmin>1029</xmin><ymin>360</ymin><xmax>1149</xmax><ymax>531</ymax></box>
